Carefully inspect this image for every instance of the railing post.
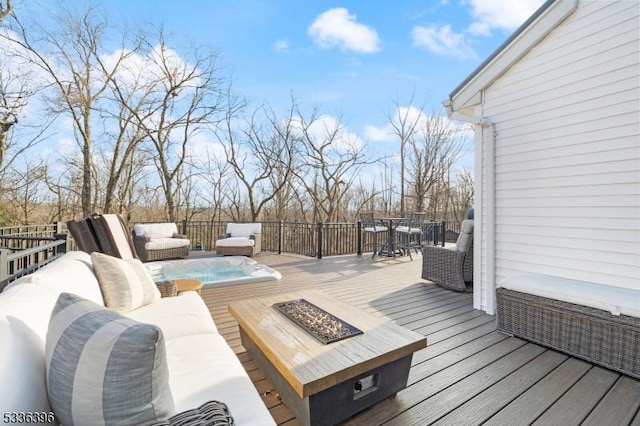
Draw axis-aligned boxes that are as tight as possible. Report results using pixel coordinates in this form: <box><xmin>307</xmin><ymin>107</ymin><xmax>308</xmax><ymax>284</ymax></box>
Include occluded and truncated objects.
<box><xmin>181</xmin><ymin>219</ymin><xmax>187</xmax><ymax>235</ymax></box>
<box><xmin>54</xmin><ymin>233</ymin><xmax>68</xmax><ymax>254</ymax></box>
<box><xmin>0</xmin><ymin>249</ymin><xmax>8</xmax><ymax>291</ymax></box>
<box><xmin>356</xmin><ymin>221</ymin><xmax>362</xmax><ymax>256</ymax></box>
<box><xmin>278</xmin><ymin>220</ymin><xmax>283</xmax><ymax>255</ymax></box>
<box><xmin>316</xmin><ymin>222</ymin><xmax>323</xmax><ymax>259</ymax></box>
<box><xmin>441</xmin><ymin>221</ymin><xmax>446</xmax><ymax>246</ymax></box>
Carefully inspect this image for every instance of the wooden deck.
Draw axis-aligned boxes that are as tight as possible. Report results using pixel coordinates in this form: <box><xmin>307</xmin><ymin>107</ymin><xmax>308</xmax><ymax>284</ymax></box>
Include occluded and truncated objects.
<box><xmin>198</xmin><ymin>252</ymin><xmax>640</xmax><ymax>425</ymax></box>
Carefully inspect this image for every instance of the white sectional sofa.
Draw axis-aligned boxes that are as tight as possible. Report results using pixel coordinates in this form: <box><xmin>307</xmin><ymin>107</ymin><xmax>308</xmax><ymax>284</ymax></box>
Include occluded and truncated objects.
<box><xmin>0</xmin><ymin>251</ymin><xmax>275</xmax><ymax>425</ymax></box>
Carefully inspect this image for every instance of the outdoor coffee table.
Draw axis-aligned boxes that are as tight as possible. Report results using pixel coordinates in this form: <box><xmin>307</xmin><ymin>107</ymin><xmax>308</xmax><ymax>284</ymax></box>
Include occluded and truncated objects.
<box><xmin>228</xmin><ymin>289</ymin><xmax>427</xmax><ymax>426</ymax></box>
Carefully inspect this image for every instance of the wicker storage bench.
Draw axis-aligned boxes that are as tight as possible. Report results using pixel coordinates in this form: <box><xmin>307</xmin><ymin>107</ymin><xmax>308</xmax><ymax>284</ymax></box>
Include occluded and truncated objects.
<box><xmin>496</xmin><ymin>276</ymin><xmax>640</xmax><ymax>379</ymax></box>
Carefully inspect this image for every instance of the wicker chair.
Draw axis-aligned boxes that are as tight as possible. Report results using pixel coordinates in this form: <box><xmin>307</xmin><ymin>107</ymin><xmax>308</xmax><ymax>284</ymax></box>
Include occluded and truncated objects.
<box><xmin>215</xmin><ymin>223</ymin><xmax>262</xmax><ymax>256</ymax></box>
<box><xmin>421</xmin><ymin>219</ymin><xmax>473</xmax><ymax>291</ymax></box>
<box><xmin>360</xmin><ymin>212</ymin><xmax>388</xmax><ymax>259</ymax></box>
<box><xmin>132</xmin><ymin>222</ymin><xmax>190</xmax><ymax>262</ymax></box>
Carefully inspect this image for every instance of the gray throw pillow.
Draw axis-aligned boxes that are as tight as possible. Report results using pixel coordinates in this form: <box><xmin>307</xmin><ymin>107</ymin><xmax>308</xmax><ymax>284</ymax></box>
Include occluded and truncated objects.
<box><xmin>46</xmin><ymin>292</ymin><xmax>175</xmax><ymax>425</ymax></box>
<box><xmin>91</xmin><ymin>252</ymin><xmax>161</xmax><ymax>313</ymax></box>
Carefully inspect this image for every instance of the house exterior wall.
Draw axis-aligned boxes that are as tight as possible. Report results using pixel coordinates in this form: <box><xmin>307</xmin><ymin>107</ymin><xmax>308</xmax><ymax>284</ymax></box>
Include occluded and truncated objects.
<box><xmin>478</xmin><ymin>0</ymin><xmax>639</xmax><ymax>310</ymax></box>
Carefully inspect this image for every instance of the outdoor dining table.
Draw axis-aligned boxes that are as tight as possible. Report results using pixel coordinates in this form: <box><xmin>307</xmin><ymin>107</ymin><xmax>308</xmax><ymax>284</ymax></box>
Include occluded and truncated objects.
<box><xmin>378</xmin><ymin>217</ymin><xmax>408</xmax><ymax>257</ymax></box>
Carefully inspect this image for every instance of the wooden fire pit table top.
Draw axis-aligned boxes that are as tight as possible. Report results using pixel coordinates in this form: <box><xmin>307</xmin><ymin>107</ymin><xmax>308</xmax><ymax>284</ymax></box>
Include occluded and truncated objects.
<box><xmin>228</xmin><ymin>289</ymin><xmax>427</xmax><ymax>398</ymax></box>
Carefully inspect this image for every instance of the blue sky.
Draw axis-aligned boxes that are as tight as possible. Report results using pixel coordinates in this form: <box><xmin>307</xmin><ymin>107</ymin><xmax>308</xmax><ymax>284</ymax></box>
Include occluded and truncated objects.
<box><xmin>103</xmin><ymin>0</ymin><xmax>546</xmax><ymax>130</ymax></box>
<box><xmin>21</xmin><ymin>0</ymin><xmax>547</xmax><ymax>171</ymax></box>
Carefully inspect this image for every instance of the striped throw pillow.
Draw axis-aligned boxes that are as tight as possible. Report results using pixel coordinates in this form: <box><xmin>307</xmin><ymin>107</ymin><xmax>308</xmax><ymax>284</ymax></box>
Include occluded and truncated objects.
<box><xmin>91</xmin><ymin>252</ymin><xmax>161</xmax><ymax>313</ymax></box>
<box><xmin>46</xmin><ymin>292</ymin><xmax>175</xmax><ymax>425</ymax></box>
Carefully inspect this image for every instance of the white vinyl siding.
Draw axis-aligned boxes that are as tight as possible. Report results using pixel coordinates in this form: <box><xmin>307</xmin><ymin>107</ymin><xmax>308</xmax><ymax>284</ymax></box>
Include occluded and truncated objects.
<box><xmin>481</xmin><ymin>0</ymin><xmax>639</xmax><ymax>292</ymax></box>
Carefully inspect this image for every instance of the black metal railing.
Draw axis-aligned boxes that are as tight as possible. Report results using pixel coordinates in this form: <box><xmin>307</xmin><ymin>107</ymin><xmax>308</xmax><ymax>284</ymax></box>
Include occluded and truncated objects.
<box><xmin>1</xmin><ymin>219</ymin><xmax>458</xmax><ymax>291</ymax></box>
<box><xmin>0</xmin><ymin>223</ymin><xmax>69</xmax><ymax>291</ymax></box>
<box><xmin>181</xmin><ymin>220</ymin><xmax>453</xmax><ymax>259</ymax></box>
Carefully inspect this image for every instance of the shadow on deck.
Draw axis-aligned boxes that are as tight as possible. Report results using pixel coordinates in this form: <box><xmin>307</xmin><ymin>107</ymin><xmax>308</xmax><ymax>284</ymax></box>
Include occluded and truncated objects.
<box><xmin>197</xmin><ymin>252</ymin><xmax>640</xmax><ymax>426</ymax></box>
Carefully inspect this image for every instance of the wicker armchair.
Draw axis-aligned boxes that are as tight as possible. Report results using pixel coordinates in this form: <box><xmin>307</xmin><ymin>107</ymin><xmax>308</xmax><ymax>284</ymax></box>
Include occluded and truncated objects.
<box><xmin>215</xmin><ymin>223</ymin><xmax>262</xmax><ymax>256</ymax></box>
<box><xmin>132</xmin><ymin>223</ymin><xmax>190</xmax><ymax>262</ymax></box>
<box><xmin>421</xmin><ymin>220</ymin><xmax>473</xmax><ymax>291</ymax></box>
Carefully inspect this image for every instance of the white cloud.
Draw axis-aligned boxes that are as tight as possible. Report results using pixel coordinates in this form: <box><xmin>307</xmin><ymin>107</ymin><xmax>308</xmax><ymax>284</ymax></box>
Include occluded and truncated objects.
<box><xmin>308</xmin><ymin>8</ymin><xmax>381</xmax><ymax>54</ymax></box>
<box><xmin>273</xmin><ymin>39</ymin><xmax>290</xmax><ymax>54</ymax></box>
<box><xmin>467</xmin><ymin>0</ymin><xmax>546</xmax><ymax>36</ymax></box>
<box><xmin>364</xmin><ymin>124</ymin><xmax>395</xmax><ymax>143</ymax></box>
<box><xmin>412</xmin><ymin>24</ymin><xmax>476</xmax><ymax>60</ymax></box>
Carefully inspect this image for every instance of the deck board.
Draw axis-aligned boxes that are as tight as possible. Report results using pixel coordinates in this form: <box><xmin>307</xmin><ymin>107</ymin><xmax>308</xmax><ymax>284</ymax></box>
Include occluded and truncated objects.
<box><xmin>196</xmin><ymin>252</ymin><xmax>640</xmax><ymax>425</ymax></box>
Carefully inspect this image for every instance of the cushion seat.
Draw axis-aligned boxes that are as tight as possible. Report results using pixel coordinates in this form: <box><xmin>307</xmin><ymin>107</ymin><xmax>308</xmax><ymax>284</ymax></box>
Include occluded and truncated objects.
<box><xmin>215</xmin><ymin>237</ymin><xmax>256</xmax><ymax>247</ymax></box>
<box><xmin>144</xmin><ymin>238</ymin><xmax>191</xmax><ymax>251</ymax></box>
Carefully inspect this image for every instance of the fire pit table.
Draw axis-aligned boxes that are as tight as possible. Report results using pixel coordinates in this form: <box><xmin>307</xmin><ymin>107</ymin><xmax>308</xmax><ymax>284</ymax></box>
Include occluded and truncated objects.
<box><xmin>228</xmin><ymin>289</ymin><xmax>427</xmax><ymax>426</ymax></box>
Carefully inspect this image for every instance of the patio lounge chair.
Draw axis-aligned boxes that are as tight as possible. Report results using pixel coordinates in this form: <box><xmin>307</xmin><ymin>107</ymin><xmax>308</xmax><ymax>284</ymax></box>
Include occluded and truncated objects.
<box><xmin>67</xmin><ymin>213</ymin><xmax>137</xmax><ymax>259</ymax></box>
<box><xmin>421</xmin><ymin>219</ymin><xmax>473</xmax><ymax>291</ymax></box>
<box><xmin>215</xmin><ymin>223</ymin><xmax>262</xmax><ymax>256</ymax></box>
<box><xmin>132</xmin><ymin>222</ymin><xmax>191</xmax><ymax>262</ymax></box>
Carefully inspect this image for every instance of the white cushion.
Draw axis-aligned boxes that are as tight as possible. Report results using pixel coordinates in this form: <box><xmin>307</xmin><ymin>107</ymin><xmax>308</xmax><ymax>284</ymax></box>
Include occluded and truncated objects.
<box><xmin>0</xmin><ymin>316</ymin><xmax>52</xmax><ymax>416</ymax></box>
<box><xmin>7</xmin><ymin>251</ymin><xmax>105</xmax><ymax>305</ymax></box>
<box><xmin>226</xmin><ymin>223</ymin><xmax>261</xmax><ymax>238</ymax></box>
<box><xmin>125</xmin><ymin>292</ymin><xmax>218</xmax><ymax>340</ymax></box>
<box><xmin>102</xmin><ymin>214</ymin><xmax>136</xmax><ymax>259</ymax></box>
<box><xmin>363</xmin><ymin>226</ymin><xmax>388</xmax><ymax>232</ymax></box>
<box><xmin>165</xmin><ymin>333</ymin><xmax>276</xmax><ymax>426</ymax></box>
<box><xmin>134</xmin><ymin>222</ymin><xmax>178</xmax><ymax>239</ymax></box>
<box><xmin>216</xmin><ymin>236</ymin><xmax>255</xmax><ymax>247</ymax></box>
<box><xmin>46</xmin><ymin>293</ymin><xmax>175</xmax><ymax>425</ymax></box>
<box><xmin>144</xmin><ymin>237</ymin><xmax>190</xmax><ymax>250</ymax></box>
<box><xmin>499</xmin><ymin>274</ymin><xmax>640</xmax><ymax>317</ymax></box>
<box><xmin>91</xmin><ymin>252</ymin><xmax>161</xmax><ymax>313</ymax></box>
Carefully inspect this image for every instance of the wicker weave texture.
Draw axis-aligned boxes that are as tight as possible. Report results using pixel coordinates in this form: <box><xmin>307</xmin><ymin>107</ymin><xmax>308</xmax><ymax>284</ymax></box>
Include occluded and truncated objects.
<box><xmin>133</xmin><ymin>237</ymin><xmax>190</xmax><ymax>262</ymax></box>
<box><xmin>156</xmin><ymin>280</ymin><xmax>177</xmax><ymax>298</ymax></box>
<box><xmin>421</xmin><ymin>245</ymin><xmax>470</xmax><ymax>292</ymax></box>
<box><xmin>215</xmin><ymin>234</ymin><xmax>261</xmax><ymax>257</ymax></box>
<box><xmin>152</xmin><ymin>400</ymin><xmax>234</xmax><ymax>425</ymax></box>
<box><xmin>496</xmin><ymin>288</ymin><xmax>640</xmax><ymax>379</ymax></box>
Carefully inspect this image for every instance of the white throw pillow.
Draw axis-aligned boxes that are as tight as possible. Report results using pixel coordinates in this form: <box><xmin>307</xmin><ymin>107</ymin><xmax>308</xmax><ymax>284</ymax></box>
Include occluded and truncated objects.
<box><xmin>46</xmin><ymin>292</ymin><xmax>175</xmax><ymax>425</ymax></box>
<box><xmin>91</xmin><ymin>252</ymin><xmax>161</xmax><ymax>313</ymax></box>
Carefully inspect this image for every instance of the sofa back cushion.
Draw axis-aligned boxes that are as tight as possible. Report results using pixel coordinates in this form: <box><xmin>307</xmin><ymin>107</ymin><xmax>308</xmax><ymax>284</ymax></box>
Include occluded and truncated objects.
<box><xmin>226</xmin><ymin>223</ymin><xmax>261</xmax><ymax>238</ymax></box>
<box><xmin>46</xmin><ymin>293</ymin><xmax>175</xmax><ymax>425</ymax></box>
<box><xmin>134</xmin><ymin>222</ymin><xmax>178</xmax><ymax>239</ymax></box>
<box><xmin>91</xmin><ymin>252</ymin><xmax>161</xmax><ymax>313</ymax></box>
<box><xmin>455</xmin><ymin>220</ymin><xmax>474</xmax><ymax>253</ymax></box>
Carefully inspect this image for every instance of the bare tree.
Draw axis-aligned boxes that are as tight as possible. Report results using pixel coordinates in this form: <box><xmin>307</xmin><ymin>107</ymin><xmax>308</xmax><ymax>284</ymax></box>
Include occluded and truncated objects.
<box><xmin>124</xmin><ymin>32</ymin><xmax>228</xmax><ymax>222</ymax></box>
<box><xmin>221</xmin><ymin>100</ymin><xmax>297</xmax><ymax>222</ymax></box>
<box><xmin>387</xmin><ymin>92</ymin><xmax>426</xmax><ymax>215</ymax></box>
<box><xmin>5</xmin><ymin>7</ymin><xmax>134</xmax><ymax>216</ymax></box>
<box><xmin>408</xmin><ymin>113</ymin><xmax>465</xmax><ymax>216</ymax></box>
<box><xmin>294</xmin><ymin>107</ymin><xmax>376</xmax><ymax>223</ymax></box>
<box><xmin>0</xmin><ymin>0</ymin><xmax>11</xmax><ymax>21</ymax></box>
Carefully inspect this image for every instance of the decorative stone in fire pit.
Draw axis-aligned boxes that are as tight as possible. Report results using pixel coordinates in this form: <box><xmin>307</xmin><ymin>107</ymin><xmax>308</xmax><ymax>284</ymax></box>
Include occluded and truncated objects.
<box><xmin>273</xmin><ymin>299</ymin><xmax>363</xmax><ymax>344</ymax></box>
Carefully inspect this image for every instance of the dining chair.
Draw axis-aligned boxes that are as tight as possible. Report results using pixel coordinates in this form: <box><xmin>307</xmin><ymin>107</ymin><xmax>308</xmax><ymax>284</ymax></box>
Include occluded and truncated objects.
<box><xmin>360</xmin><ymin>212</ymin><xmax>388</xmax><ymax>259</ymax></box>
<box><xmin>395</xmin><ymin>212</ymin><xmax>426</xmax><ymax>260</ymax></box>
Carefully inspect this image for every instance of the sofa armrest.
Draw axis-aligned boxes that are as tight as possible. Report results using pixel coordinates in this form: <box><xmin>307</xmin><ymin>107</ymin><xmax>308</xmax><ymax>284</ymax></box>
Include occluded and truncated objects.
<box><xmin>172</xmin><ymin>233</ymin><xmax>188</xmax><ymax>239</ymax></box>
<box><xmin>133</xmin><ymin>235</ymin><xmax>151</xmax><ymax>243</ymax></box>
<box><xmin>251</xmin><ymin>233</ymin><xmax>262</xmax><ymax>254</ymax></box>
<box><xmin>151</xmin><ymin>400</ymin><xmax>234</xmax><ymax>426</ymax></box>
<box><xmin>218</xmin><ymin>233</ymin><xmax>231</xmax><ymax>239</ymax></box>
